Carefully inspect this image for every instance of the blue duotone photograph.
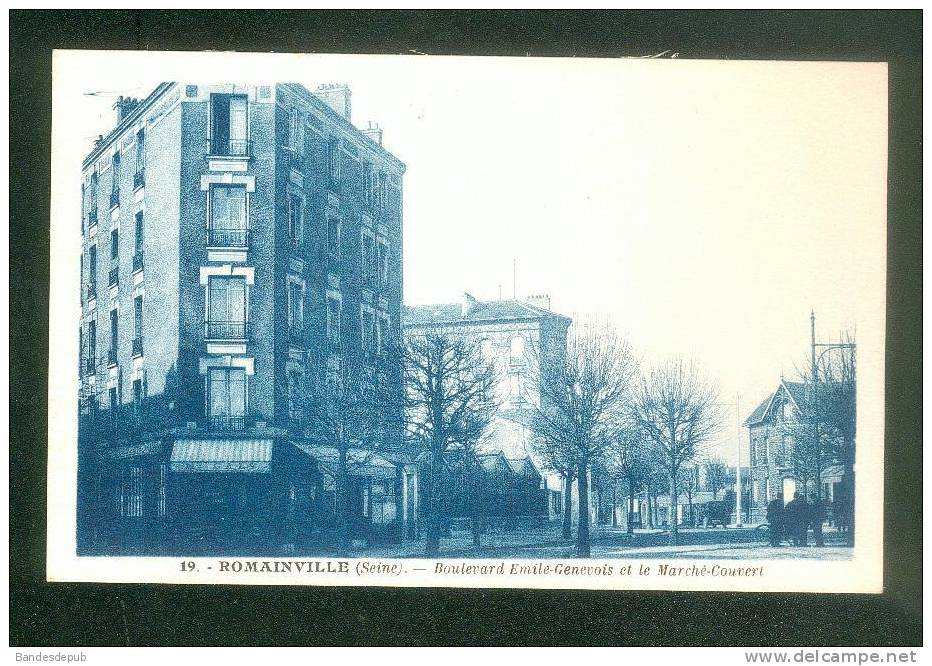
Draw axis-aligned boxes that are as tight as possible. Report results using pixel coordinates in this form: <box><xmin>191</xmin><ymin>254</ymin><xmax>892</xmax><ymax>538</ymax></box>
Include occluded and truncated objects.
<box><xmin>71</xmin><ymin>62</ymin><xmax>880</xmax><ymax>564</ymax></box>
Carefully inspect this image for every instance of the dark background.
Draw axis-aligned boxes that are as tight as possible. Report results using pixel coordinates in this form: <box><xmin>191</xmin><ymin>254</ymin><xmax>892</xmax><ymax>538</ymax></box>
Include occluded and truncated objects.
<box><xmin>10</xmin><ymin>10</ymin><xmax>922</xmax><ymax>647</ymax></box>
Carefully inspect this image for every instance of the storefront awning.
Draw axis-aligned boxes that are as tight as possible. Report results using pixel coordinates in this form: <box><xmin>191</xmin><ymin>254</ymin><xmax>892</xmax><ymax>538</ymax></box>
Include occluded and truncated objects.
<box><xmin>292</xmin><ymin>444</ymin><xmax>398</xmax><ymax>480</ymax></box>
<box><xmin>170</xmin><ymin>439</ymin><xmax>273</xmax><ymax>473</ymax></box>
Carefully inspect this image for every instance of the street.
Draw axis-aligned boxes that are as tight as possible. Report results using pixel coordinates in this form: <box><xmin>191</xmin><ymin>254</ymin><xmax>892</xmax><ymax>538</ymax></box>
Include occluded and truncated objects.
<box><xmin>359</xmin><ymin>523</ymin><xmax>854</xmax><ymax>560</ymax></box>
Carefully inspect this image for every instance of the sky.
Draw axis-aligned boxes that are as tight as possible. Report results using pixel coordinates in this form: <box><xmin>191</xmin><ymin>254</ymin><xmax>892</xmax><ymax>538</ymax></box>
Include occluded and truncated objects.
<box><xmin>58</xmin><ymin>52</ymin><xmax>888</xmax><ymax>464</ymax></box>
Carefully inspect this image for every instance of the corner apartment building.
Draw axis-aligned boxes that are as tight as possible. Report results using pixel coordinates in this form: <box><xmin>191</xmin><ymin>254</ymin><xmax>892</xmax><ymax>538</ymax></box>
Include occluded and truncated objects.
<box><xmin>77</xmin><ymin>82</ymin><xmax>407</xmax><ymax>555</ymax></box>
<box><xmin>402</xmin><ymin>293</ymin><xmax>572</xmax><ymax>523</ymax></box>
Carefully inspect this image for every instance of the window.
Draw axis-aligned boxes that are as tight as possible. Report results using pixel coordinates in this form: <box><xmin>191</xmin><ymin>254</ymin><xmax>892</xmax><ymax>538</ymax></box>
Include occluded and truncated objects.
<box><xmin>110</xmin><ymin>228</ymin><xmax>119</xmax><ymax>261</ymax></box>
<box><xmin>207</xmin><ymin>277</ymin><xmax>247</xmax><ymax>338</ymax></box>
<box><xmin>109</xmin><ymin>386</ymin><xmax>118</xmax><ymax>414</ymax></box>
<box><xmin>377</xmin><ymin>171</ymin><xmax>387</xmax><ymax>210</ymax></box>
<box><xmin>80</xmin><ymin>183</ymin><xmax>86</xmax><ymax>234</ymax></box>
<box><xmin>361</xmin><ymin>233</ymin><xmax>376</xmax><ymax>286</ymax></box>
<box><xmin>88</xmin><ymin>245</ymin><xmax>97</xmax><ymax>293</ymax></box>
<box><xmin>288</xmin><ymin>280</ymin><xmax>304</xmax><ymax>330</ymax></box>
<box><xmin>87</xmin><ymin>320</ymin><xmax>97</xmax><ymax>368</ymax></box>
<box><xmin>362</xmin><ymin>162</ymin><xmax>373</xmax><ymax>206</ymax></box>
<box><xmin>377</xmin><ymin>240</ymin><xmax>389</xmax><ymax>287</ymax></box>
<box><xmin>133</xmin><ymin>295</ymin><xmax>143</xmax><ymax>356</ymax></box>
<box><xmin>88</xmin><ymin>172</ymin><xmax>99</xmax><ymax>224</ymax></box>
<box><xmin>134</xmin><ymin>129</ymin><xmax>145</xmax><ymax>187</ymax></box>
<box><xmin>361</xmin><ymin>308</ymin><xmax>375</xmax><ymax>352</ymax></box>
<box><xmin>376</xmin><ymin>313</ymin><xmax>390</xmax><ymax>354</ymax></box>
<box><xmin>110</xmin><ymin>152</ymin><xmax>121</xmax><ymax>206</ymax></box>
<box><xmin>510</xmin><ymin>335</ymin><xmax>525</xmax><ymax>363</ymax></box>
<box><xmin>209</xmin><ymin>185</ymin><xmax>248</xmax><ymax>246</ymax></box>
<box><xmin>326</xmin><ymin>137</ymin><xmax>340</xmax><ymax>187</ymax></box>
<box><xmin>288</xmin><ymin>193</ymin><xmax>304</xmax><ymax>248</ymax></box>
<box><xmin>327</xmin><ymin>217</ymin><xmax>341</xmax><ymax>258</ymax></box>
<box><xmin>326</xmin><ymin>295</ymin><xmax>342</xmax><ymax>344</ymax></box>
<box><xmin>109</xmin><ymin>308</ymin><xmax>118</xmax><ymax>365</ymax></box>
<box><xmin>121</xmin><ymin>467</ymin><xmax>143</xmax><ymax>518</ymax></box>
<box><xmin>87</xmin><ymin>245</ymin><xmax>97</xmax><ymax>291</ymax></box>
<box><xmin>288</xmin><ymin>107</ymin><xmax>304</xmax><ymax>154</ymax></box>
<box><xmin>133</xmin><ymin>211</ymin><xmax>144</xmax><ymax>270</ymax></box>
<box><xmin>132</xmin><ymin>378</ymin><xmax>143</xmax><ymax>411</ymax></box>
<box><xmin>207</xmin><ymin>368</ymin><xmax>247</xmax><ymax>419</ymax></box>
<box><xmin>210</xmin><ymin>94</ymin><xmax>249</xmax><ymax>155</ymax></box>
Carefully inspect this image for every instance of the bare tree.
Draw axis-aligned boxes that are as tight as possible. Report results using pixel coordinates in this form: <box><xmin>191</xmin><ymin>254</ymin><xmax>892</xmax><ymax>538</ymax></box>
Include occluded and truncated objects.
<box><xmin>703</xmin><ymin>457</ymin><xmax>729</xmax><ymax>500</ymax></box>
<box><xmin>402</xmin><ymin>330</ymin><xmax>499</xmax><ymax>556</ymax></box>
<box><xmin>298</xmin><ymin>350</ymin><xmax>401</xmax><ymax>554</ymax></box>
<box><xmin>789</xmin><ymin>335</ymin><xmax>856</xmax><ymax>544</ymax></box>
<box><xmin>604</xmin><ymin>422</ymin><xmax>652</xmax><ymax>533</ymax></box>
<box><xmin>526</xmin><ymin>322</ymin><xmax>638</xmax><ymax>558</ymax></box>
<box><xmin>630</xmin><ymin>358</ymin><xmax>722</xmax><ymax>545</ymax></box>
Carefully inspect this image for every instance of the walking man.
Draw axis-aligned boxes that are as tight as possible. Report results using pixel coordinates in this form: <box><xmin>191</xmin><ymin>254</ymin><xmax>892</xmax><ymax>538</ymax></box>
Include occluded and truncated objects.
<box><xmin>766</xmin><ymin>493</ymin><xmax>785</xmax><ymax>546</ymax></box>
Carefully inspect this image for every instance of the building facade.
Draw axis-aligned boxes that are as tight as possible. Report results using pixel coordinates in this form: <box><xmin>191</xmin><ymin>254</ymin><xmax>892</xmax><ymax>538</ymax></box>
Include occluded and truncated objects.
<box><xmin>77</xmin><ymin>82</ymin><xmax>409</xmax><ymax>555</ymax></box>
<box><xmin>402</xmin><ymin>293</ymin><xmax>571</xmax><ymax>522</ymax></box>
<box><xmin>743</xmin><ymin>380</ymin><xmax>843</xmax><ymax>523</ymax></box>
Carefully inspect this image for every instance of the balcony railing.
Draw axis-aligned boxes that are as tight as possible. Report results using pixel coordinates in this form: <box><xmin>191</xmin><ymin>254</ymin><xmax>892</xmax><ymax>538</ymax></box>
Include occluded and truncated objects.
<box><xmin>204</xmin><ymin>320</ymin><xmax>251</xmax><ymax>340</ymax></box>
<box><xmin>107</xmin><ymin>348</ymin><xmax>118</xmax><ymax>367</ymax></box>
<box><xmin>86</xmin><ymin>283</ymin><xmax>97</xmax><ymax>300</ymax></box>
<box><xmin>132</xmin><ymin>251</ymin><xmax>143</xmax><ymax>273</ymax></box>
<box><xmin>207</xmin><ymin>415</ymin><xmax>247</xmax><ymax>432</ymax></box>
<box><xmin>108</xmin><ymin>267</ymin><xmax>119</xmax><ymax>287</ymax></box>
<box><xmin>133</xmin><ymin>170</ymin><xmax>145</xmax><ymax>189</ymax></box>
<box><xmin>109</xmin><ymin>190</ymin><xmax>120</xmax><ymax>209</ymax></box>
<box><xmin>132</xmin><ymin>337</ymin><xmax>143</xmax><ymax>357</ymax></box>
<box><xmin>208</xmin><ymin>138</ymin><xmax>252</xmax><ymax>158</ymax></box>
<box><xmin>207</xmin><ymin>228</ymin><xmax>250</xmax><ymax>248</ymax></box>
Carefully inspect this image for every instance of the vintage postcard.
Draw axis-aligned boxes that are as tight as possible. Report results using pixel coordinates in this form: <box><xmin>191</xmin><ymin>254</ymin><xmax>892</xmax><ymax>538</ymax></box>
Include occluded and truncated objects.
<box><xmin>47</xmin><ymin>50</ymin><xmax>887</xmax><ymax>591</ymax></box>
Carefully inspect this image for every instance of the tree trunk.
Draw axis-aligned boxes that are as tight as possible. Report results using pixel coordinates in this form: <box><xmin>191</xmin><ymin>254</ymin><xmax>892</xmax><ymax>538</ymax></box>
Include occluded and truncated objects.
<box><xmin>627</xmin><ymin>477</ymin><xmax>635</xmax><ymax>534</ymax></box>
<box><xmin>611</xmin><ymin>485</ymin><xmax>618</xmax><ymax>528</ymax></box>
<box><xmin>576</xmin><ymin>463</ymin><xmax>591</xmax><ymax>558</ymax></box>
<box><xmin>668</xmin><ymin>472</ymin><xmax>679</xmax><ymax>545</ymax></box>
<box><xmin>424</xmin><ymin>449</ymin><xmax>443</xmax><ymax>556</ymax></box>
<box><xmin>562</xmin><ymin>474</ymin><xmax>573</xmax><ymax>540</ymax></box>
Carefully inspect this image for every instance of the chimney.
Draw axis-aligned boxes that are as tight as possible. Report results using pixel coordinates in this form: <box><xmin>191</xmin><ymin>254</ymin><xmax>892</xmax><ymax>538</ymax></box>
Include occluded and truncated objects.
<box><xmin>525</xmin><ymin>293</ymin><xmax>551</xmax><ymax>311</ymax></box>
<box><xmin>362</xmin><ymin>121</ymin><xmax>383</xmax><ymax>146</ymax></box>
<box><xmin>113</xmin><ymin>96</ymin><xmax>139</xmax><ymax>124</ymax></box>
<box><xmin>460</xmin><ymin>292</ymin><xmax>478</xmax><ymax>318</ymax></box>
<box><xmin>313</xmin><ymin>83</ymin><xmax>352</xmax><ymax>122</ymax></box>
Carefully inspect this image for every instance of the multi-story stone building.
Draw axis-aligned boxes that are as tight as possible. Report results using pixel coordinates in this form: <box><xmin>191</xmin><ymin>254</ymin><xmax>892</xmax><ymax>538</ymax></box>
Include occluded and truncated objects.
<box><xmin>402</xmin><ymin>293</ymin><xmax>571</xmax><ymax>521</ymax></box>
<box><xmin>743</xmin><ymin>379</ymin><xmax>843</xmax><ymax>523</ymax></box>
<box><xmin>77</xmin><ymin>82</ymin><xmax>409</xmax><ymax>555</ymax></box>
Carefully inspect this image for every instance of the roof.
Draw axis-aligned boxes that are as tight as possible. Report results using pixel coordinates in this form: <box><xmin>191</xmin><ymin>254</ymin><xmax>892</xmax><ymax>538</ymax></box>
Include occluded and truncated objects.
<box><xmin>83</xmin><ymin>82</ymin><xmax>175</xmax><ymax>169</ymax></box>
<box><xmin>743</xmin><ymin>380</ymin><xmax>808</xmax><ymax>426</ymax></box>
<box><xmin>403</xmin><ymin>297</ymin><xmax>571</xmax><ymax>327</ymax></box>
<box><xmin>170</xmin><ymin>438</ymin><xmax>273</xmax><ymax>473</ymax></box>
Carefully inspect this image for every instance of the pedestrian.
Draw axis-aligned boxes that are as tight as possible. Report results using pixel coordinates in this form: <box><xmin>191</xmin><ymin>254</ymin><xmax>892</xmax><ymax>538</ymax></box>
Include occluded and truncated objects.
<box><xmin>784</xmin><ymin>491</ymin><xmax>808</xmax><ymax>546</ymax></box>
<box><xmin>809</xmin><ymin>494</ymin><xmax>825</xmax><ymax>547</ymax></box>
<box><xmin>766</xmin><ymin>493</ymin><xmax>785</xmax><ymax>546</ymax></box>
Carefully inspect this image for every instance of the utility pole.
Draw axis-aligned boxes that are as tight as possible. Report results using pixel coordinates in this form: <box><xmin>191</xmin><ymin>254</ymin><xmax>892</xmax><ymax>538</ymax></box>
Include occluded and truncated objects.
<box><xmin>735</xmin><ymin>393</ymin><xmax>743</xmax><ymax>527</ymax></box>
